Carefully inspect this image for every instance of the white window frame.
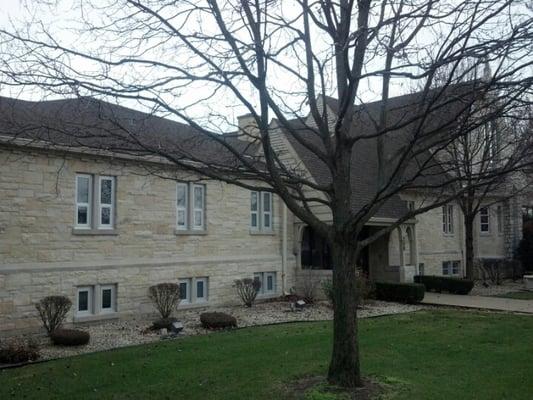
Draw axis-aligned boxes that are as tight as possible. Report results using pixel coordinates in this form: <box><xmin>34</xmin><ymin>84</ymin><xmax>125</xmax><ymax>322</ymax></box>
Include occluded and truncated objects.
<box><xmin>442</xmin><ymin>205</ymin><xmax>454</xmax><ymax>235</ymax></box>
<box><xmin>442</xmin><ymin>261</ymin><xmax>460</xmax><ymax>276</ymax></box>
<box><xmin>194</xmin><ymin>277</ymin><xmax>208</xmax><ymax>303</ymax></box>
<box><xmin>250</xmin><ymin>191</ymin><xmax>259</xmax><ymax>230</ymax></box>
<box><xmin>75</xmin><ymin>174</ymin><xmax>92</xmax><ymax>229</ymax></box>
<box><xmin>192</xmin><ymin>184</ymin><xmax>205</xmax><ymax>230</ymax></box>
<box><xmin>480</xmin><ymin>207</ymin><xmax>490</xmax><ymax>233</ymax></box>
<box><xmin>100</xmin><ymin>284</ymin><xmax>117</xmax><ymax>314</ymax></box>
<box><xmin>250</xmin><ymin>191</ymin><xmax>273</xmax><ymax>232</ymax></box>
<box><xmin>254</xmin><ymin>272</ymin><xmax>277</xmax><ymax>295</ymax></box>
<box><xmin>179</xmin><ymin>279</ymin><xmax>191</xmax><ymax>304</ymax></box>
<box><xmin>98</xmin><ymin>176</ymin><xmax>115</xmax><ymax>229</ymax></box>
<box><xmin>176</xmin><ymin>183</ymin><xmax>188</xmax><ymax>231</ymax></box>
<box><xmin>452</xmin><ymin>261</ymin><xmax>460</xmax><ymax>275</ymax></box>
<box><xmin>76</xmin><ymin>286</ymin><xmax>94</xmax><ymax>316</ymax></box>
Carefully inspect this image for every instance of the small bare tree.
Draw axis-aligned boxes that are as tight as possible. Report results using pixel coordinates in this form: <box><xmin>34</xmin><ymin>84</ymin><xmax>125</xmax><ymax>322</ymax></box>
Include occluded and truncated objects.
<box><xmin>235</xmin><ymin>278</ymin><xmax>261</xmax><ymax>307</ymax></box>
<box><xmin>148</xmin><ymin>283</ymin><xmax>181</xmax><ymax>320</ymax></box>
<box><xmin>35</xmin><ymin>296</ymin><xmax>72</xmax><ymax>335</ymax></box>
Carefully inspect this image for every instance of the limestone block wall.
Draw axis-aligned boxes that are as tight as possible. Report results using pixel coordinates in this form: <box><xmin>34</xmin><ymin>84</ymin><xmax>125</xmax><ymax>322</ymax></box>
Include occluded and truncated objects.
<box><xmin>414</xmin><ymin>200</ymin><xmax>464</xmax><ymax>276</ymax></box>
<box><xmin>0</xmin><ymin>146</ymin><xmax>297</xmax><ymax>334</ymax></box>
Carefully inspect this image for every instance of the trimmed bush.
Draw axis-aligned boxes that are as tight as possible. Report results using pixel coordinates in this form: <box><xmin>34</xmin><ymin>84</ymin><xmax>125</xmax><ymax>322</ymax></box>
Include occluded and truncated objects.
<box><xmin>148</xmin><ymin>283</ymin><xmax>181</xmax><ymax>319</ymax></box>
<box><xmin>200</xmin><ymin>312</ymin><xmax>237</xmax><ymax>330</ymax></box>
<box><xmin>151</xmin><ymin>317</ymin><xmax>178</xmax><ymax>331</ymax></box>
<box><xmin>35</xmin><ymin>295</ymin><xmax>72</xmax><ymax>335</ymax></box>
<box><xmin>414</xmin><ymin>275</ymin><xmax>474</xmax><ymax>295</ymax></box>
<box><xmin>50</xmin><ymin>329</ymin><xmax>90</xmax><ymax>346</ymax></box>
<box><xmin>235</xmin><ymin>278</ymin><xmax>261</xmax><ymax>307</ymax></box>
<box><xmin>374</xmin><ymin>282</ymin><xmax>425</xmax><ymax>304</ymax></box>
<box><xmin>0</xmin><ymin>338</ymin><xmax>40</xmax><ymax>364</ymax></box>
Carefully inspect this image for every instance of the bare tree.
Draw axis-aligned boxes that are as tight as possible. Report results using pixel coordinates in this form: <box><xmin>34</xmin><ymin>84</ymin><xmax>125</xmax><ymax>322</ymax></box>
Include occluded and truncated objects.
<box><xmin>0</xmin><ymin>0</ymin><xmax>532</xmax><ymax>388</ymax></box>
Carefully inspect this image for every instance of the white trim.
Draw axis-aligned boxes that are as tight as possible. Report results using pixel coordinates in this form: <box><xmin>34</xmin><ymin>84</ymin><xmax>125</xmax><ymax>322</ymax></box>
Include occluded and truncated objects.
<box><xmin>76</xmin><ymin>286</ymin><xmax>94</xmax><ymax>316</ymax></box>
<box><xmin>194</xmin><ymin>277</ymin><xmax>208</xmax><ymax>303</ymax></box>
<box><xmin>262</xmin><ymin>192</ymin><xmax>273</xmax><ymax>230</ymax></box>
<box><xmin>192</xmin><ymin>184</ymin><xmax>205</xmax><ymax>230</ymax></box>
<box><xmin>250</xmin><ymin>191</ymin><xmax>259</xmax><ymax>230</ymax></box>
<box><xmin>176</xmin><ymin>182</ymin><xmax>188</xmax><ymax>230</ymax></box>
<box><xmin>100</xmin><ymin>284</ymin><xmax>117</xmax><ymax>313</ymax></box>
<box><xmin>98</xmin><ymin>176</ymin><xmax>115</xmax><ymax>229</ymax></box>
<box><xmin>179</xmin><ymin>278</ymin><xmax>191</xmax><ymax>304</ymax></box>
<box><xmin>75</xmin><ymin>174</ymin><xmax>92</xmax><ymax>229</ymax></box>
<box><xmin>480</xmin><ymin>206</ymin><xmax>490</xmax><ymax>234</ymax></box>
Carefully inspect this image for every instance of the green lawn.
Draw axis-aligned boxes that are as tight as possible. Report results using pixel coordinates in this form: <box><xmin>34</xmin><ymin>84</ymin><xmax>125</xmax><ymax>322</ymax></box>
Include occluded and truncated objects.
<box><xmin>495</xmin><ymin>291</ymin><xmax>533</xmax><ymax>300</ymax></box>
<box><xmin>1</xmin><ymin>310</ymin><xmax>532</xmax><ymax>400</ymax></box>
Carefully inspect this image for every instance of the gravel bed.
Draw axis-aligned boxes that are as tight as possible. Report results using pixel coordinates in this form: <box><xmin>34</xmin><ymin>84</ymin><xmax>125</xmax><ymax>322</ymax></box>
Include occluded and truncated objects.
<box><xmin>18</xmin><ymin>300</ymin><xmax>424</xmax><ymax>361</ymax></box>
<box><xmin>470</xmin><ymin>279</ymin><xmax>526</xmax><ymax>296</ymax></box>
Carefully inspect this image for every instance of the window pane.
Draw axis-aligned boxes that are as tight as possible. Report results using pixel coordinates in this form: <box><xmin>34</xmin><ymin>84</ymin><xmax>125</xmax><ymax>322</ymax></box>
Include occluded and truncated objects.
<box><xmin>102</xmin><ymin>289</ymin><xmax>112</xmax><ymax>309</ymax></box>
<box><xmin>101</xmin><ymin>207</ymin><xmax>111</xmax><ymax>225</ymax></box>
<box><xmin>194</xmin><ymin>210</ymin><xmax>203</xmax><ymax>227</ymax></box>
<box><xmin>177</xmin><ymin>210</ymin><xmax>186</xmax><ymax>226</ymax></box>
<box><xmin>251</xmin><ymin>192</ymin><xmax>258</xmax><ymax>211</ymax></box>
<box><xmin>251</xmin><ymin>213</ymin><xmax>257</xmax><ymax>227</ymax></box>
<box><xmin>196</xmin><ymin>280</ymin><xmax>204</xmax><ymax>298</ymax></box>
<box><xmin>267</xmin><ymin>275</ymin><xmax>273</xmax><ymax>291</ymax></box>
<box><xmin>263</xmin><ymin>213</ymin><xmax>271</xmax><ymax>228</ymax></box>
<box><xmin>179</xmin><ymin>282</ymin><xmax>188</xmax><ymax>300</ymax></box>
<box><xmin>263</xmin><ymin>193</ymin><xmax>271</xmax><ymax>212</ymax></box>
<box><xmin>77</xmin><ymin>206</ymin><xmax>88</xmax><ymax>224</ymax></box>
<box><xmin>194</xmin><ymin>186</ymin><xmax>203</xmax><ymax>208</ymax></box>
<box><xmin>78</xmin><ymin>290</ymin><xmax>89</xmax><ymax>311</ymax></box>
<box><xmin>100</xmin><ymin>179</ymin><xmax>112</xmax><ymax>204</ymax></box>
<box><xmin>77</xmin><ymin>176</ymin><xmax>90</xmax><ymax>203</ymax></box>
<box><xmin>177</xmin><ymin>184</ymin><xmax>187</xmax><ymax>207</ymax></box>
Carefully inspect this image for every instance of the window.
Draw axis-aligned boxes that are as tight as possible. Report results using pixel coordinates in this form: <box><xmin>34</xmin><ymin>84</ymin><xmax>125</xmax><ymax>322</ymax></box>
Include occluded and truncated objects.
<box><xmin>77</xmin><ymin>286</ymin><xmax>93</xmax><ymax>315</ymax></box>
<box><xmin>76</xmin><ymin>175</ymin><xmax>92</xmax><ymax>228</ymax></box>
<box><xmin>442</xmin><ymin>205</ymin><xmax>454</xmax><ymax>234</ymax></box>
<box><xmin>442</xmin><ymin>261</ymin><xmax>460</xmax><ymax>276</ymax></box>
<box><xmin>75</xmin><ymin>174</ymin><xmax>116</xmax><ymax>230</ymax></box>
<box><xmin>497</xmin><ymin>205</ymin><xmax>503</xmax><ymax>235</ymax></box>
<box><xmin>76</xmin><ymin>284</ymin><xmax>117</xmax><ymax>317</ymax></box>
<box><xmin>179</xmin><ymin>277</ymin><xmax>208</xmax><ymax>304</ymax></box>
<box><xmin>254</xmin><ymin>272</ymin><xmax>277</xmax><ymax>295</ymax></box>
<box><xmin>100</xmin><ymin>285</ymin><xmax>116</xmax><ymax>313</ymax></box>
<box><xmin>250</xmin><ymin>191</ymin><xmax>273</xmax><ymax>231</ymax></box>
<box><xmin>480</xmin><ymin>207</ymin><xmax>490</xmax><ymax>233</ymax></box>
<box><xmin>176</xmin><ymin>183</ymin><xmax>206</xmax><ymax>231</ymax></box>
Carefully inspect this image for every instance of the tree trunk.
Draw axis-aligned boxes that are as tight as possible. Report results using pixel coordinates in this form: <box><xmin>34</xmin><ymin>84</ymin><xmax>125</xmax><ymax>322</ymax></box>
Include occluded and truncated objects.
<box><xmin>327</xmin><ymin>239</ymin><xmax>362</xmax><ymax>388</ymax></box>
<box><xmin>465</xmin><ymin>215</ymin><xmax>475</xmax><ymax>280</ymax></box>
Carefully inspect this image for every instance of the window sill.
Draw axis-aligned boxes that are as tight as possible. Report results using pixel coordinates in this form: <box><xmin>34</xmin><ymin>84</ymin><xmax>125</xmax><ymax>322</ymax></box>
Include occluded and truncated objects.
<box><xmin>249</xmin><ymin>230</ymin><xmax>276</xmax><ymax>236</ymax></box>
<box><xmin>174</xmin><ymin>229</ymin><xmax>208</xmax><ymax>236</ymax></box>
<box><xmin>73</xmin><ymin>312</ymin><xmax>119</xmax><ymax>323</ymax></box>
<box><xmin>72</xmin><ymin>228</ymin><xmax>119</xmax><ymax>236</ymax></box>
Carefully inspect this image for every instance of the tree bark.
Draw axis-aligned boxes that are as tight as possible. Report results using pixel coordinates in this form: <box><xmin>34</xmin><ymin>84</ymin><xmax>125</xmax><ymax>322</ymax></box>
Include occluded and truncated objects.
<box><xmin>464</xmin><ymin>214</ymin><xmax>475</xmax><ymax>280</ymax></box>
<box><xmin>327</xmin><ymin>239</ymin><xmax>362</xmax><ymax>388</ymax></box>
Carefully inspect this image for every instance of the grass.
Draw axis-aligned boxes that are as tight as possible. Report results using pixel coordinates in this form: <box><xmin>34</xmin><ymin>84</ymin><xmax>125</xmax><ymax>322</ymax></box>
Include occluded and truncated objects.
<box><xmin>1</xmin><ymin>310</ymin><xmax>532</xmax><ymax>399</ymax></box>
<box><xmin>495</xmin><ymin>291</ymin><xmax>533</xmax><ymax>300</ymax></box>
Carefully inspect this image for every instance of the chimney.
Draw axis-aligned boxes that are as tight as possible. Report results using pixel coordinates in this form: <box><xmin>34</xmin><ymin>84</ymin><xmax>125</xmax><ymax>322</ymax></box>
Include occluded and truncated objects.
<box><xmin>237</xmin><ymin>113</ymin><xmax>260</xmax><ymax>142</ymax></box>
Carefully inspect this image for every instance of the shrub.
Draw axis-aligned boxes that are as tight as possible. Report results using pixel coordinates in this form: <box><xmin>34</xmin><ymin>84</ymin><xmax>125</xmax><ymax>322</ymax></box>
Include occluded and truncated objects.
<box><xmin>235</xmin><ymin>278</ymin><xmax>261</xmax><ymax>307</ymax></box>
<box><xmin>35</xmin><ymin>295</ymin><xmax>72</xmax><ymax>335</ymax></box>
<box><xmin>200</xmin><ymin>312</ymin><xmax>237</xmax><ymax>330</ymax></box>
<box><xmin>50</xmin><ymin>329</ymin><xmax>90</xmax><ymax>346</ymax></box>
<box><xmin>414</xmin><ymin>275</ymin><xmax>474</xmax><ymax>295</ymax></box>
<box><xmin>299</xmin><ymin>270</ymin><xmax>319</xmax><ymax>304</ymax></box>
<box><xmin>151</xmin><ymin>317</ymin><xmax>178</xmax><ymax>331</ymax></box>
<box><xmin>321</xmin><ymin>279</ymin><xmax>334</xmax><ymax>306</ymax></box>
<box><xmin>374</xmin><ymin>282</ymin><xmax>425</xmax><ymax>304</ymax></box>
<box><xmin>0</xmin><ymin>338</ymin><xmax>40</xmax><ymax>364</ymax></box>
<box><xmin>148</xmin><ymin>283</ymin><xmax>181</xmax><ymax>319</ymax></box>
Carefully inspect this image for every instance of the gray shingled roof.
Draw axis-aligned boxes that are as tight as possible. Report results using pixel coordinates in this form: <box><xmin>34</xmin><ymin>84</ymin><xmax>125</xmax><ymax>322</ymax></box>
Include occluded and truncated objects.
<box><xmin>0</xmin><ymin>96</ymin><xmax>256</xmax><ymax>168</ymax></box>
<box><xmin>279</xmin><ymin>84</ymin><xmax>480</xmax><ymax>219</ymax></box>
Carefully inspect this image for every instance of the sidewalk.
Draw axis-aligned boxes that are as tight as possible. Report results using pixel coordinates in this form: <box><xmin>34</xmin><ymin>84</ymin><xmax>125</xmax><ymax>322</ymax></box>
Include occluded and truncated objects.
<box><xmin>423</xmin><ymin>292</ymin><xmax>533</xmax><ymax>314</ymax></box>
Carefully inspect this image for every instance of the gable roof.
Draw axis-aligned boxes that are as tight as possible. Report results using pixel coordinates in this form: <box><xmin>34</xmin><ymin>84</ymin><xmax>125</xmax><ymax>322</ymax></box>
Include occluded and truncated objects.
<box><xmin>0</xmin><ymin>96</ymin><xmax>256</xmax><ymax>169</ymax></box>
<box><xmin>279</xmin><ymin>83</ymin><xmax>481</xmax><ymax>219</ymax></box>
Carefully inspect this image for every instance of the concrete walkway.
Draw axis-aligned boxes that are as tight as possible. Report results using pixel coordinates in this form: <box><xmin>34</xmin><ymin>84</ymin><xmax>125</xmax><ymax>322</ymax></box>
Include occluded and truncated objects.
<box><xmin>423</xmin><ymin>292</ymin><xmax>533</xmax><ymax>314</ymax></box>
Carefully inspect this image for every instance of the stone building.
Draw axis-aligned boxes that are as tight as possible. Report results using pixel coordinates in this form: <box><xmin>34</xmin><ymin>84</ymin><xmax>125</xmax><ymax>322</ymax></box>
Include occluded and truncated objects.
<box><xmin>0</xmin><ymin>91</ymin><xmax>521</xmax><ymax>334</ymax></box>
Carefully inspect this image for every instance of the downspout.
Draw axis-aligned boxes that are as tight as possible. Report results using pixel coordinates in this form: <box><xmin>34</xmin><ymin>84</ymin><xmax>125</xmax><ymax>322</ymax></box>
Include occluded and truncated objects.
<box><xmin>282</xmin><ymin>202</ymin><xmax>288</xmax><ymax>294</ymax></box>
